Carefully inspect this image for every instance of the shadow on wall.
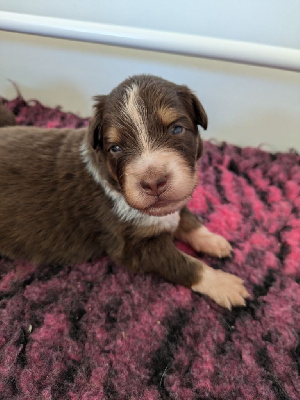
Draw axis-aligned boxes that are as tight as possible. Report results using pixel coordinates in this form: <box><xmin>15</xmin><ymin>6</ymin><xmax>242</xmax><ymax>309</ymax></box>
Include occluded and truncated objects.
<box><xmin>1</xmin><ymin>30</ymin><xmax>298</xmax><ymax>94</ymax></box>
<box><xmin>206</xmin><ymin>110</ymin><xmax>299</xmax><ymax>152</ymax></box>
<box><xmin>1</xmin><ymin>31</ymin><xmax>299</xmax><ymax>151</ymax></box>
<box><xmin>4</xmin><ymin>79</ymin><xmax>91</xmax><ymax>118</ymax></box>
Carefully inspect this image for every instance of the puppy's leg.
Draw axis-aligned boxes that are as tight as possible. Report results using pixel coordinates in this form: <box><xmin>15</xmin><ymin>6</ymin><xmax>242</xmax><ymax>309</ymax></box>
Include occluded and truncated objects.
<box><xmin>175</xmin><ymin>207</ymin><xmax>232</xmax><ymax>258</ymax></box>
<box><xmin>118</xmin><ymin>232</ymin><xmax>248</xmax><ymax>309</ymax></box>
<box><xmin>189</xmin><ymin>257</ymin><xmax>249</xmax><ymax>309</ymax></box>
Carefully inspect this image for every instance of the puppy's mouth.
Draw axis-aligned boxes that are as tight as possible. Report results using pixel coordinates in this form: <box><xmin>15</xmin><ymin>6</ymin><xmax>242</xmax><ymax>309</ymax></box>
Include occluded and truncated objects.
<box><xmin>123</xmin><ymin>177</ymin><xmax>198</xmax><ymax>217</ymax></box>
<box><xmin>141</xmin><ymin>196</ymin><xmax>191</xmax><ymax>216</ymax></box>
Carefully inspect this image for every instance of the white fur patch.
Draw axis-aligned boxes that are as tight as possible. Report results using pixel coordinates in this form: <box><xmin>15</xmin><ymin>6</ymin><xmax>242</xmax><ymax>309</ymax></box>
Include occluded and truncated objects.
<box><xmin>122</xmin><ymin>84</ymin><xmax>149</xmax><ymax>149</ymax></box>
<box><xmin>80</xmin><ymin>141</ymin><xmax>180</xmax><ymax>232</ymax></box>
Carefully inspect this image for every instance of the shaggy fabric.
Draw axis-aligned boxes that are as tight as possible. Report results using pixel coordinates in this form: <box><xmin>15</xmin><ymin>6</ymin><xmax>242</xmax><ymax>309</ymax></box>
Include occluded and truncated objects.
<box><xmin>0</xmin><ymin>97</ymin><xmax>299</xmax><ymax>400</ymax></box>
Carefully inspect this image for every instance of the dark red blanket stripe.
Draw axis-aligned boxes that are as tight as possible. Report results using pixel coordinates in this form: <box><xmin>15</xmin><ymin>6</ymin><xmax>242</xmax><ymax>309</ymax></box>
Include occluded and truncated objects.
<box><xmin>0</xmin><ymin>97</ymin><xmax>299</xmax><ymax>400</ymax></box>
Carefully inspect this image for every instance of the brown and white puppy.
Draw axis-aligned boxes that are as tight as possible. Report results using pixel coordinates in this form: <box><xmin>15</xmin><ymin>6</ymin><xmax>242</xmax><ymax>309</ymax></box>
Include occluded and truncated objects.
<box><xmin>0</xmin><ymin>75</ymin><xmax>249</xmax><ymax>309</ymax></box>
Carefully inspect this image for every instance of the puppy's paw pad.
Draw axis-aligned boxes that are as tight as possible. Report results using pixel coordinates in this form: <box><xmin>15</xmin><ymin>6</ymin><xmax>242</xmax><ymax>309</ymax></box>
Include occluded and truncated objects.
<box><xmin>192</xmin><ymin>266</ymin><xmax>249</xmax><ymax>309</ymax></box>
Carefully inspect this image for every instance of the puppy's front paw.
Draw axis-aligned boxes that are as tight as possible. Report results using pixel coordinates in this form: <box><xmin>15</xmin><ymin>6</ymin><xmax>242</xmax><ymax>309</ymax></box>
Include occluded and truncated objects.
<box><xmin>197</xmin><ymin>231</ymin><xmax>232</xmax><ymax>258</ymax></box>
<box><xmin>192</xmin><ymin>264</ymin><xmax>249</xmax><ymax>309</ymax></box>
<box><xmin>187</xmin><ymin>226</ymin><xmax>232</xmax><ymax>258</ymax></box>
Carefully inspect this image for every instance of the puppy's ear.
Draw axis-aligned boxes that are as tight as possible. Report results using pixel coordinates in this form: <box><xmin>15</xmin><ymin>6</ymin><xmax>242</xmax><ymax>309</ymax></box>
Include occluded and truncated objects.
<box><xmin>88</xmin><ymin>95</ymin><xmax>107</xmax><ymax>149</ymax></box>
<box><xmin>178</xmin><ymin>85</ymin><xmax>208</xmax><ymax>130</ymax></box>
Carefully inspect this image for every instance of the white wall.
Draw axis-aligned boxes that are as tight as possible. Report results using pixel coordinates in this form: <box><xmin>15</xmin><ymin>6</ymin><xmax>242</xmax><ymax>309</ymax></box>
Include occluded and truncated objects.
<box><xmin>0</xmin><ymin>1</ymin><xmax>299</xmax><ymax>152</ymax></box>
<box><xmin>1</xmin><ymin>0</ymin><xmax>300</xmax><ymax>48</ymax></box>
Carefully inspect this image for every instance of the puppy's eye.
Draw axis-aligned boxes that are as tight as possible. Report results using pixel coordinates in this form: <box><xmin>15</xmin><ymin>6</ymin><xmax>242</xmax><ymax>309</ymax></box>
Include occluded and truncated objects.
<box><xmin>171</xmin><ymin>125</ymin><xmax>184</xmax><ymax>135</ymax></box>
<box><xmin>109</xmin><ymin>145</ymin><xmax>122</xmax><ymax>154</ymax></box>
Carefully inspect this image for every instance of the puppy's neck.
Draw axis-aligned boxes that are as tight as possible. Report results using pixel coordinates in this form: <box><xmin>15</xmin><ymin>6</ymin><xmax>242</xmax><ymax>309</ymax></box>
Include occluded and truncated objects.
<box><xmin>80</xmin><ymin>141</ymin><xmax>180</xmax><ymax>231</ymax></box>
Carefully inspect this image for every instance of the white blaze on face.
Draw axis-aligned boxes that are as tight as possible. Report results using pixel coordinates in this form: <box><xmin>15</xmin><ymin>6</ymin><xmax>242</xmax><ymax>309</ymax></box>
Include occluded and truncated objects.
<box><xmin>122</xmin><ymin>84</ymin><xmax>149</xmax><ymax>150</ymax></box>
<box><xmin>119</xmin><ymin>83</ymin><xmax>198</xmax><ymax>216</ymax></box>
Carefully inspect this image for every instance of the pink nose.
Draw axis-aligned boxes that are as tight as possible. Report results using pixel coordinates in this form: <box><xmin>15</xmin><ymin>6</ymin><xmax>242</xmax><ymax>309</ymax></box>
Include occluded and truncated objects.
<box><xmin>140</xmin><ymin>175</ymin><xmax>168</xmax><ymax>196</ymax></box>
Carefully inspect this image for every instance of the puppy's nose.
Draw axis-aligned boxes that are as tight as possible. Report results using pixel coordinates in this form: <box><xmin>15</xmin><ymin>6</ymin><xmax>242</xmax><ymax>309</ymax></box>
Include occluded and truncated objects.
<box><xmin>140</xmin><ymin>176</ymin><xmax>168</xmax><ymax>196</ymax></box>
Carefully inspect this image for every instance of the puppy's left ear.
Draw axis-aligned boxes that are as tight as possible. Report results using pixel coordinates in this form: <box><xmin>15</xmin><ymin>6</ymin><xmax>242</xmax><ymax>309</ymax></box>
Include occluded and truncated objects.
<box><xmin>88</xmin><ymin>95</ymin><xmax>107</xmax><ymax>149</ymax></box>
<box><xmin>178</xmin><ymin>85</ymin><xmax>208</xmax><ymax>130</ymax></box>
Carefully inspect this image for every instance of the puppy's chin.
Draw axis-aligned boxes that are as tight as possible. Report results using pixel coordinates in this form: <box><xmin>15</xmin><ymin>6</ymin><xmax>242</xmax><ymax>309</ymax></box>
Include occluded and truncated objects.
<box><xmin>133</xmin><ymin>197</ymin><xmax>191</xmax><ymax>217</ymax></box>
<box><xmin>126</xmin><ymin>194</ymin><xmax>192</xmax><ymax>217</ymax></box>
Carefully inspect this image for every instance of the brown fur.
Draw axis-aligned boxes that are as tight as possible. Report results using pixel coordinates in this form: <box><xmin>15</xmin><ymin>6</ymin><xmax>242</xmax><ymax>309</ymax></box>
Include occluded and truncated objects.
<box><xmin>0</xmin><ymin>104</ymin><xmax>16</xmax><ymax>127</ymax></box>
<box><xmin>157</xmin><ymin>107</ymin><xmax>182</xmax><ymax>126</ymax></box>
<box><xmin>0</xmin><ymin>75</ymin><xmax>249</xmax><ymax>308</ymax></box>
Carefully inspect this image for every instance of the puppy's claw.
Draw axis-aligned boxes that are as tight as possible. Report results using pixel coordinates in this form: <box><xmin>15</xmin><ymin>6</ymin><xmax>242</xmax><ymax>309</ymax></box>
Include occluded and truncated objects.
<box><xmin>224</xmin><ymin>300</ymin><xmax>232</xmax><ymax>310</ymax></box>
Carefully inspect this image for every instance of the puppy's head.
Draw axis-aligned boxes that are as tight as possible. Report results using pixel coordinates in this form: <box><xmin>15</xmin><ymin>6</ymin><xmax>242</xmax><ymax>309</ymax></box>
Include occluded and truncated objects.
<box><xmin>88</xmin><ymin>75</ymin><xmax>207</xmax><ymax>216</ymax></box>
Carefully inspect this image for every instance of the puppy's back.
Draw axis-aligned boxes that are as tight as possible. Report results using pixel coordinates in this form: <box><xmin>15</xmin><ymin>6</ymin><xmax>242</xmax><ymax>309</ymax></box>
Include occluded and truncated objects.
<box><xmin>0</xmin><ymin>126</ymin><xmax>106</xmax><ymax>264</ymax></box>
<box><xmin>0</xmin><ymin>126</ymin><xmax>84</xmax><ymax>187</ymax></box>
<box><xmin>0</xmin><ymin>104</ymin><xmax>16</xmax><ymax>127</ymax></box>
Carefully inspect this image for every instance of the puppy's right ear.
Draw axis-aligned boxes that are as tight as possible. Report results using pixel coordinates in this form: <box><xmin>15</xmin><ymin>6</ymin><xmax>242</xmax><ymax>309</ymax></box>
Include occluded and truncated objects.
<box><xmin>88</xmin><ymin>95</ymin><xmax>107</xmax><ymax>149</ymax></box>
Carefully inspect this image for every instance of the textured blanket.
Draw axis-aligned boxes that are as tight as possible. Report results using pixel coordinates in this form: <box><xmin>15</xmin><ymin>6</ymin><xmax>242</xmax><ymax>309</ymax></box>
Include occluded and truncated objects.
<box><xmin>0</xmin><ymin>97</ymin><xmax>299</xmax><ymax>400</ymax></box>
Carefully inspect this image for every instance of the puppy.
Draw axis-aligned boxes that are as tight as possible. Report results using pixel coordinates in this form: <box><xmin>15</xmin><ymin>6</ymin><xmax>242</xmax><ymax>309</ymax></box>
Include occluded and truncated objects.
<box><xmin>0</xmin><ymin>75</ymin><xmax>249</xmax><ymax>309</ymax></box>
